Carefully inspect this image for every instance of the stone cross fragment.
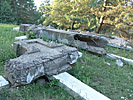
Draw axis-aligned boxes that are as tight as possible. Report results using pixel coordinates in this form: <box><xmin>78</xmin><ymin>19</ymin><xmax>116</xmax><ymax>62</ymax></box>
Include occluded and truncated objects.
<box><xmin>19</xmin><ymin>24</ymin><xmax>108</xmax><ymax>55</ymax></box>
<box><xmin>5</xmin><ymin>39</ymin><xmax>81</xmax><ymax>86</ymax></box>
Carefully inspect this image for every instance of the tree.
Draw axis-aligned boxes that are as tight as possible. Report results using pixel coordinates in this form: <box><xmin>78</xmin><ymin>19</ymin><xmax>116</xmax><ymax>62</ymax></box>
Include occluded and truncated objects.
<box><xmin>11</xmin><ymin>0</ymin><xmax>42</xmax><ymax>24</ymax></box>
<box><xmin>96</xmin><ymin>0</ymin><xmax>107</xmax><ymax>33</ymax></box>
<box><xmin>40</xmin><ymin>0</ymin><xmax>132</xmax><ymax>39</ymax></box>
<box><xmin>0</xmin><ymin>0</ymin><xmax>41</xmax><ymax>24</ymax></box>
<box><xmin>0</xmin><ymin>0</ymin><xmax>14</xmax><ymax>23</ymax></box>
<box><xmin>39</xmin><ymin>0</ymin><xmax>56</xmax><ymax>27</ymax></box>
<box><xmin>94</xmin><ymin>0</ymin><xmax>133</xmax><ymax>39</ymax></box>
<box><xmin>40</xmin><ymin>0</ymin><xmax>100</xmax><ymax>30</ymax></box>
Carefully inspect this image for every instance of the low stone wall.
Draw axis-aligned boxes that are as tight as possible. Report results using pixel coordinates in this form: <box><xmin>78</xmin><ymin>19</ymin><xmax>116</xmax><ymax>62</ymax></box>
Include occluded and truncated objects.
<box><xmin>5</xmin><ymin>39</ymin><xmax>81</xmax><ymax>86</ymax></box>
<box><xmin>19</xmin><ymin>24</ymin><xmax>108</xmax><ymax>55</ymax></box>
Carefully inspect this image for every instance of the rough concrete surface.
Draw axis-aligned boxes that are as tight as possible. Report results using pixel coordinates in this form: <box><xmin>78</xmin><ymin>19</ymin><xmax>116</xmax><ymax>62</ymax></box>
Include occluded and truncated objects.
<box><xmin>100</xmin><ymin>35</ymin><xmax>133</xmax><ymax>51</ymax></box>
<box><xmin>5</xmin><ymin>39</ymin><xmax>81</xmax><ymax>86</ymax></box>
<box><xmin>19</xmin><ymin>24</ymin><xmax>108</xmax><ymax>55</ymax></box>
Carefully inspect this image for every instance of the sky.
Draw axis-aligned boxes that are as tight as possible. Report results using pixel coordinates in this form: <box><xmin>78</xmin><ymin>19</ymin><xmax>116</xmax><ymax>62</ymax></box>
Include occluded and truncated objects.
<box><xmin>34</xmin><ymin>0</ymin><xmax>53</xmax><ymax>9</ymax></box>
<box><xmin>34</xmin><ymin>0</ymin><xmax>44</xmax><ymax>9</ymax></box>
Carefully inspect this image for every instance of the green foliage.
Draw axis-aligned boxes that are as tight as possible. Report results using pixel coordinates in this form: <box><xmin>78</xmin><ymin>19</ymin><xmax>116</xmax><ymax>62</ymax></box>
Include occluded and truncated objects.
<box><xmin>39</xmin><ymin>0</ymin><xmax>100</xmax><ymax>31</ymax></box>
<box><xmin>93</xmin><ymin>0</ymin><xmax>133</xmax><ymax>39</ymax></box>
<box><xmin>0</xmin><ymin>0</ymin><xmax>42</xmax><ymax>24</ymax></box>
<box><xmin>39</xmin><ymin>0</ymin><xmax>132</xmax><ymax>39</ymax></box>
<box><xmin>0</xmin><ymin>0</ymin><xmax>14</xmax><ymax>23</ymax></box>
<box><xmin>39</xmin><ymin>0</ymin><xmax>59</xmax><ymax>28</ymax></box>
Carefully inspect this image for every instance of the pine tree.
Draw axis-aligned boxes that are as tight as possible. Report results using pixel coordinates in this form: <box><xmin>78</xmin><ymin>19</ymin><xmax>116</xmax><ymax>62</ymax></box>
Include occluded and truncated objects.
<box><xmin>11</xmin><ymin>0</ymin><xmax>41</xmax><ymax>24</ymax></box>
<box><xmin>0</xmin><ymin>0</ymin><xmax>41</xmax><ymax>24</ymax></box>
<box><xmin>0</xmin><ymin>0</ymin><xmax>14</xmax><ymax>23</ymax></box>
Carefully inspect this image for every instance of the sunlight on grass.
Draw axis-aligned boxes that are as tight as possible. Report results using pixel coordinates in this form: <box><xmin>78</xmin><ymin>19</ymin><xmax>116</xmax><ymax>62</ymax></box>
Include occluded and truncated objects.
<box><xmin>69</xmin><ymin>50</ymin><xmax>133</xmax><ymax>100</ymax></box>
<box><xmin>105</xmin><ymin>46</ymin><xmax>133</xmax><ymax>59</ymax></box>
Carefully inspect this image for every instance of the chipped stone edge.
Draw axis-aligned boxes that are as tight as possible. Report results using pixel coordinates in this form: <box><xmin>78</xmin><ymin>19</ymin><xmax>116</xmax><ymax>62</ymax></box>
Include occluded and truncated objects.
<box><xmin>53</xmin><ymin>72</ymin><xmax>111</xmax><ymax>100</ymax></box>
<box><xmin>0</xmin><ymin>76</ymin><xmax>9</xmax><ymax>90</ymax></box>
<box><xmin>106</xmin><ymin>53</ymin><xmax>133</xmax><ymax>65</ymax></box>
<box><xmin>107</xmin><ymin>43</ymin><xmax>133</xmax><ymax>51</ymax></box>
<box><xmin>15</xmin><ymin>35</ymin><xmax>28</xmax><ymax>41</ymax></box>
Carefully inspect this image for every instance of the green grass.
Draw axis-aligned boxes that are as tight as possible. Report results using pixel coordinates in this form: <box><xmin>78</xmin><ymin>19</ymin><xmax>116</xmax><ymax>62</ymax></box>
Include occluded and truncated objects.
<box><xmin>0</xmin><ymin>24</ymin><xmax>133</xmax><ymax>100</ymax></box>
<box><xmin>0</xmin><ymin>79</ymin><xmax>75</xmax><ymax>100</ymax></box>
<box><xmin>0</xmin><ymin>24</ymin><xmax>23</xmax><ymax>75</ymax></box>
<box><xmin>69</xmin><ymin>50</ymin><xmax>133</xmax><ymax>100</ymax></box>
<box><xmin>105</xmin><ymin>46</ymin><xmax>133</xmax><ymax>59</ymax></box>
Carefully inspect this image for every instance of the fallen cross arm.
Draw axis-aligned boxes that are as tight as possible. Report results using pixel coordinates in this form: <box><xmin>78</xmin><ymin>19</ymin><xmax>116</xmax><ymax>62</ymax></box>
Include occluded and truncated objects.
<box><xmin>19</xmin><ymin>24</ymin><xmax>108</xmax><ymax>55</ymax></box>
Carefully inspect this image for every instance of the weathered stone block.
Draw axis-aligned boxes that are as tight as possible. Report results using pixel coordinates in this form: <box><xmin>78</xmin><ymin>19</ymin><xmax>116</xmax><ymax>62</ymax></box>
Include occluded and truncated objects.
<box><xmin>19</xmin><ymin>24</ymin><xmax>32</xmax><ymax>32</ymax></box>
<box><xmin>19</xmin><ymin>24</ymin><xmax>108</xmax><ymax>55</ymax></box>
<box><xmin>5</xmin><ymin>39</ymin><xmax>81</xmax><ymax>86</ymax></box>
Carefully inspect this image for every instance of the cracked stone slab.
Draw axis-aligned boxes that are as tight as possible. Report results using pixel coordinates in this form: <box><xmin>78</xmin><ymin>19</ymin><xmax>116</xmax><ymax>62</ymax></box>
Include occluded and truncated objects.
<box><xmin>100</xmin><ymin>35</ymin><xmax>133</xmax><ymax>51</ymax></box>
<box><xmin>0</xmin><ymin>76</ymin><xmax>9</xmax><ymax>89</ymax></box>
<box><xmin>5</xmin><ymin>39</ymin><xmax>81</xmax><ymax>86</ymax></box>
<box><xmin>53</xmin><ymin>72</ymin><xmax>111</xmax><ymax>100</ymax></box>
<box><xmin>19</xmin><ymin>24</ymin><xmax>108</xmax><ymax>55</ymax></box>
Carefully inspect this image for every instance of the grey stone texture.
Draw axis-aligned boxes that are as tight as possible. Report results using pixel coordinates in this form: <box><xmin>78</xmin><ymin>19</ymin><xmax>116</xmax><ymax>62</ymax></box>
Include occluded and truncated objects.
<box><xmin>19</xmin><ymin>24</ymin><xmax>32</xmax><ymax>32</ymax></box>
<box><xmin>100</xmin><ymin>35</ymin><xmax>133</xmax><ymax>51</ymax></box>
<box><xmin>19</xmin><ymin>24</ymin><xmax>108</xmax><ymax>55</ymax></box>
<box><xmin>5</xmin><ymin>39</ymin><xmax>80</xmax><ymax>86</ymax></box>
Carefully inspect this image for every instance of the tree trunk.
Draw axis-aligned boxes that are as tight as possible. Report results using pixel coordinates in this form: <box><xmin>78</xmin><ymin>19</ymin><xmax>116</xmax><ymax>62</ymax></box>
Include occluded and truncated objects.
<box><xmin>71</xmin><ymin>21</ymin><xmax>75</xmax><ymax>30</ymax></box>
<box><xmin>96</xmin><ymin>0</ymin><xmax>107</xmax><ymax>33</ymax></box>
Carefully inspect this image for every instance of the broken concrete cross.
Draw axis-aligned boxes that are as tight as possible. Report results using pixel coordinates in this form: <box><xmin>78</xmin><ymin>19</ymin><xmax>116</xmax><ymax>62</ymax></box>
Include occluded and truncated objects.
<box><xmin>19</xmin><ymin>24</ymin><xmax>108</xmax><ymax>55</ymax></box>
<box><xmin>4</xmin><ymin>39</ymin><xmax>81</xmax><ymax>86</ymax></box>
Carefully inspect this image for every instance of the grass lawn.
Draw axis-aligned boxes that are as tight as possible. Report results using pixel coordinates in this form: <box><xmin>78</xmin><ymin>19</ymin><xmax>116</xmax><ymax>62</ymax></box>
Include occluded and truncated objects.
<box><xmin>105</xmin><ymin>46</ymin><xmax>133</xmax><ymax>59</ymax></box>
<box><xmin>0</xmin><ymin>24</ymin><xmax>133</xmax><ymax>100</ymax></box>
